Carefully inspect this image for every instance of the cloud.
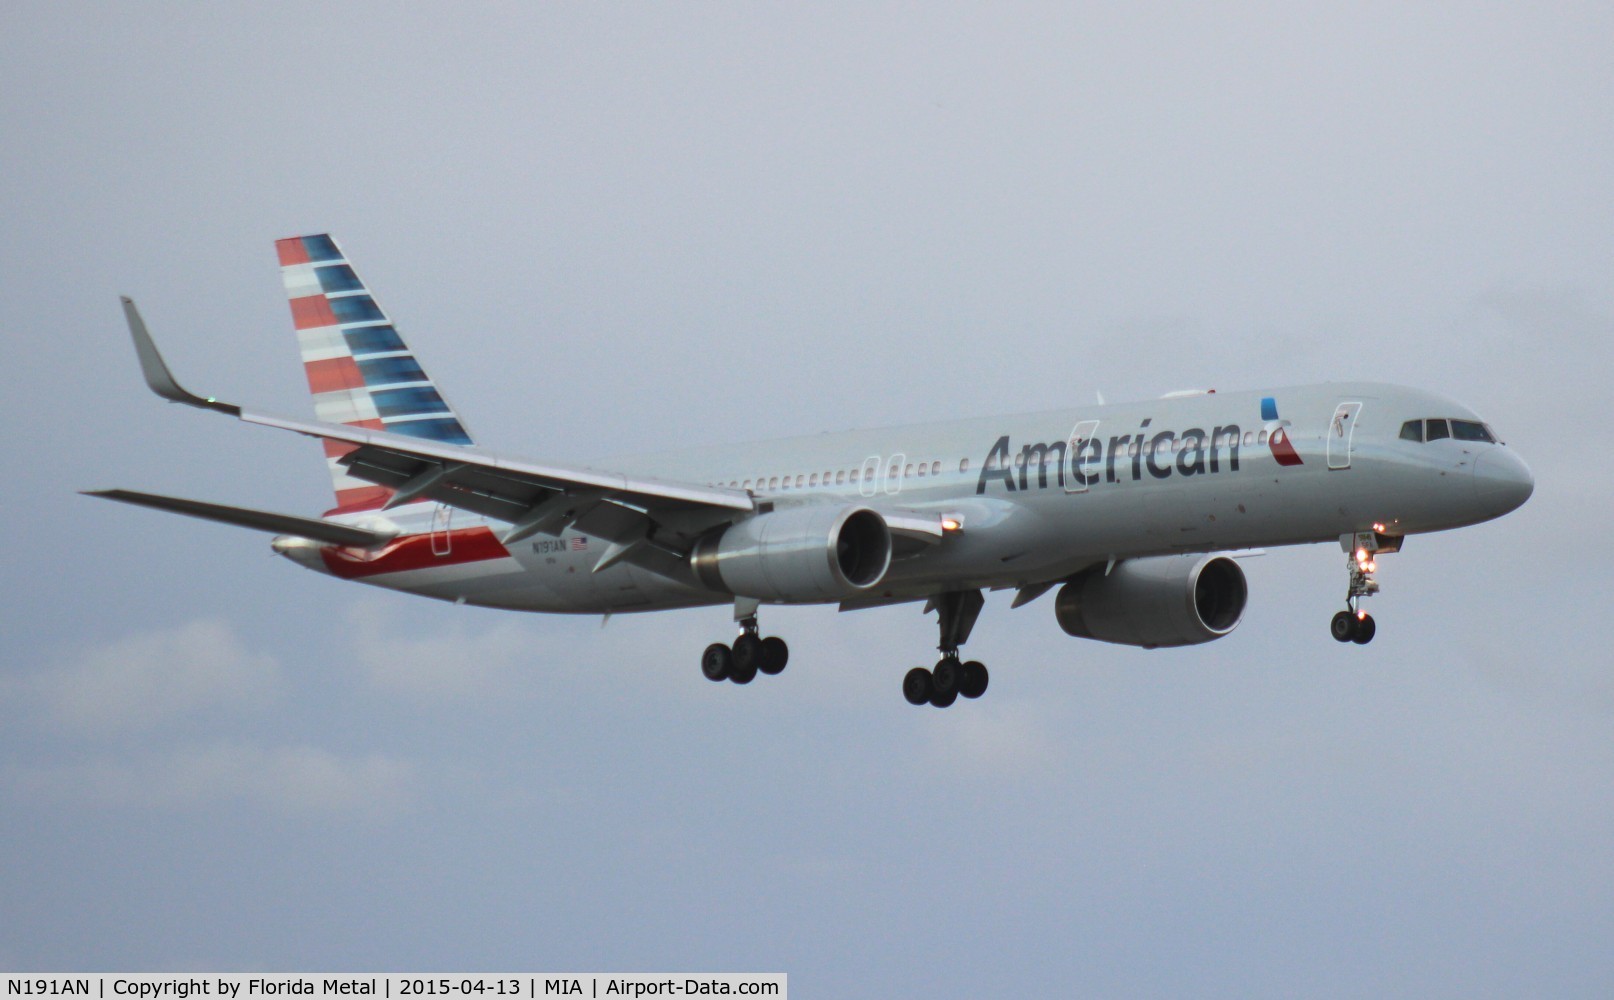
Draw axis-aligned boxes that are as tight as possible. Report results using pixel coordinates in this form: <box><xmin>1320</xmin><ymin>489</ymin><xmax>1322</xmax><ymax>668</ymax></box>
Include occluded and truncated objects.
<box><xmin>6</xmin><ymin>741</ymin><xmax>416</xmax><ymax>815</ymax></box>
<box><xmin>33</xmin><ymin>619</ymin><xmax>281</xmax><ymax>737</ymax></box>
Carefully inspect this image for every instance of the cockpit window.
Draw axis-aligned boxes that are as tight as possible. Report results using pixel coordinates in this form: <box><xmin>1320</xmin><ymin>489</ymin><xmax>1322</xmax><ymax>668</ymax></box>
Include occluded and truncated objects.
<box><xmin>1403</xmin><ymin>416</ymin><xmax>1500</xmax><ymax>445</ymax></box>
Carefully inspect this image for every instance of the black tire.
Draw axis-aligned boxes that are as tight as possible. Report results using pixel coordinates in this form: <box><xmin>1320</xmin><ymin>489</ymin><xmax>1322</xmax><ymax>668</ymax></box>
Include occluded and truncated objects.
<box><xmin>1330</xmin><ymin>611</ymin><xmax>1356</xmax><ymax>643</ymax></box>
<box><xmin>759</xmin><ymin>636</ymin><xmax>789</xmax><ymax>675</ymax></box>
<box><xmin>932</xmin><ymin>656</ymin><xmax>962</xmax><ymax>696</ymax></box>
<box><xmin>960</xmin><ymin>660</ymin><xmax>989</xmax><ymax>699</ymax></box>
<box><xmin>1352</xmin><ymin>614</ymin><xmax>1377</xmax><ymax>645</ymax></box>
<box><xmin>930</xmin><ymin>685</ymin><xmax>958</xmax><ymax>708</ymax></box>
<box><xmin>729</xmin><ymin>659</ymin><xmax>758</xmax><ymax>684</ymax></box>
<box><xmin>732</xmin><ymin>633</ymin><xmax>763</xmax><ymax>673</ymax></box>
<box><xmin>903</xmin><ymin>667</ymin><xmax>933</xmax><ymax>706</ymax></box>
<box><xmin>701</xmin><ymin>643</ymin><xmax>732</xmax><ymax>682</ymax></box>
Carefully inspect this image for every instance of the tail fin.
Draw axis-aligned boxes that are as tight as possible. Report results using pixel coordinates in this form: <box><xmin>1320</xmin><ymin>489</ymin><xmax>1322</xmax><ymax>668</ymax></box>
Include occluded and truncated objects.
<box><xmin>275</xmin><ymin>234</ymin><xmax>474</xmax><ymax>513</ymax></box>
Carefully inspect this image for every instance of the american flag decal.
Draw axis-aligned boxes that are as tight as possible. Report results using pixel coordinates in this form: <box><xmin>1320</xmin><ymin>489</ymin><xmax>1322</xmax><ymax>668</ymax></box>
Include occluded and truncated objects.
<box><xmin>571</xmin><ymin>536</ymin><xmax>588</xmax><ymax>551</ymax></box>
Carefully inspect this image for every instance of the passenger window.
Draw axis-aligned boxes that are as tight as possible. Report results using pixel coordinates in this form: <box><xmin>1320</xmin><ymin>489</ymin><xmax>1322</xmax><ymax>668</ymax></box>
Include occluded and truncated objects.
<box><xmin>743</xmin><ymin>480</ymin><xmax>752</xmax><ymax>489</ymax></box>
<box><xmin>769</xmin><ymin>477</ymin><xmax>779</xmax><ymax>489</ymax></box>
<box><xmin>960</xmin><ymin>458</ymin><xmax>970</xmax><ymax>474</ymax></box>
<box><xmin>1259</xmin><ymin>430</ymin><xmax>1269</xmax><ymax>445</ymax></box>
<box><xmin>809</xmin><ymin>473</ymin><xmax>818</xmax><ymax>486</ymax></box>
<box><xmin>1243</xmin><ymin>431</ymin><xmax>1254</xmax><ymax>447</ymax></box>
<box><xmin>1426</xmin><ymin>419</ymin><xmax>1450</xmax><ymax>441</ymax></box>
<box><xmin>1400</xmin><ymin>420</ymin><xmax>1423</xmax><ymax>442</ymax></box>
<box><xmin>905</xmin><ymin>464</ymin><xmax>914</xmax><ymax>477</ymax></box>
<box><xmin>916</xmin><ymin>463</ymin><xmax>926</xmax><ymax>477</ymax></box>
<box><xmin>851</xmin><ymin>470</ymin><xmax>860</xmax><ymax>483</ymax></box>
<box><xmin>1452</xmin><ymin>420</ymin><xmax>1494</xmax><ymax>442</ymax></box>
<box><xmin>835</xmin><ymin>470</ymin><xmax>846</xmax><ymax>485</ymax></box>
<box><xmin>796</xmin><ymin>475</ymin><xmax>805</xmax><ymax>487</ymax></box>
<box><xmin>932</xmin><ymin>461</ymin><xmax>941</xmax><ymax>475</ymax></box>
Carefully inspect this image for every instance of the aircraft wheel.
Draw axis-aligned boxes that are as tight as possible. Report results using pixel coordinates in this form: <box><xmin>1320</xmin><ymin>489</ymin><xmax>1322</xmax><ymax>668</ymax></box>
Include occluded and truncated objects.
<box><xmin>732</xmin><ymin>633</ymin><xmax>764</xmax><ymax>673</ymax></box>
<box><xmin>1330</xmin><ymin>611</ymin><xmax>1356</xmax><ymax>643</ymax></box>
<box><xmin>1352</xmin><ymin>614</ymin><xmax>1377</xmax><ymax>645</ymax></box>
<box><xmin>903</xmin><ymin>667</ymin><xmax>933</xmax><ymax>706</ymax></box>
<box><xmin>932</xmin><ymin>656</ymin><xmax>962</xmax><ymax>697</ymax></box>
<box><xmin>758</xmin><ymin>636</ymin><xmax>789</xmax><ymax>675</ymax></box>
<box><xmin>930</xmin><ymin>685</ymin><xmax>958</xmax><ymax>708</ymax></box>
<box><xmin>960</xmin><ymin>660</ymin><xmax>989</xmax><ymax>699</ymax></box>
<box><xmin>701</xmin><ymin>643</ymin><xmax>732</xmax><ymax>682</ymax></box>
<box><xmin>729</xmin><ymin>659</ymin><xmax>758</xmax><ymax>685</ymax></box>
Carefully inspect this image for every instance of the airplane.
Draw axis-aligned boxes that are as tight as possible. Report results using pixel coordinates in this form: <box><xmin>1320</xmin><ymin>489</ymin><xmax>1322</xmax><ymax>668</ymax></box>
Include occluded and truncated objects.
<box><xmin>87</xmin><ymin>233</ymin><xmax>1535</xmax><ymax>708</ymax></box>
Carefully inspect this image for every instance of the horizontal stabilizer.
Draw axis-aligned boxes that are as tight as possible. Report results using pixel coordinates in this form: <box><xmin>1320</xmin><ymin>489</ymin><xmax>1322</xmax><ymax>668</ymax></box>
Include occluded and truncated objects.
<box><xmin>82</xmin><ymin>489</ymin><xmax>396</xmax><ymax>548</ymax></box>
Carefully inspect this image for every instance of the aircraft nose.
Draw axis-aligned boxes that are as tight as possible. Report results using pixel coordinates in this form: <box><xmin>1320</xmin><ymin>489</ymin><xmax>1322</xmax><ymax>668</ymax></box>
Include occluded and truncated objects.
<box><xmin>1472</xmin><ymin>448</ymin><xmax>1534</xmax><ymax>517</ymax></box>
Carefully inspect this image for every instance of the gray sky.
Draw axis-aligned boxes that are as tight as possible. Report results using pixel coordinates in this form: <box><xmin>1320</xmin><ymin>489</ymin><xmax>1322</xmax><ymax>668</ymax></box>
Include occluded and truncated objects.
<box><xmin>4</xmin><ymin>2</ymin><xmax>1612</xmax><ymax>994</ymax></box>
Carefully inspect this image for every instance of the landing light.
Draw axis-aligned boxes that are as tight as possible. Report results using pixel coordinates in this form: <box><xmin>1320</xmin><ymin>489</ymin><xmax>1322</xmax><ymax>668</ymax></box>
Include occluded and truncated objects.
<box><xmin>941</xmin><ymin>517</ymin><xmax>963</xmax><ymax>533</ymax></box>
<box><xmin>1372</xmin><ymin>522</ymin><xmax>1386</xmax><ymax>533</ymax></box>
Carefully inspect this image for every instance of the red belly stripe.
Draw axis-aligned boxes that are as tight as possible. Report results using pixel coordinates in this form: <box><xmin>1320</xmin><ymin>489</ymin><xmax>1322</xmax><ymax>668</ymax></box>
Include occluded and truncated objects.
<box><xmin>319</xmin><ymin>526</ymin><xmax>511</xmax><ymax>579</ymax></box>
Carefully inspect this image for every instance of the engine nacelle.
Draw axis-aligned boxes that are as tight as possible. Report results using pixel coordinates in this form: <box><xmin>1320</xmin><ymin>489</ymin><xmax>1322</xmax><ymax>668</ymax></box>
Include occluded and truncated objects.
<box><xmin>690</xmin><ymin>505</ymin><xmax>892</xmax><ymax>602</ymax></box>
<box><xmin>1055</xmin><ymin>553</ymin><xmax>1247</xmax><ymax>648</ymax></box>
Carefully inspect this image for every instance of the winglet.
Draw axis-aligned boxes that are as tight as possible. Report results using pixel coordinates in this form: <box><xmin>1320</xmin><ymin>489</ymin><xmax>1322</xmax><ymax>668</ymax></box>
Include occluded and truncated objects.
<box><xmin>120</xmin><ymin>296</ymin><xmax>240</xmax><ymax>415</ymax></box>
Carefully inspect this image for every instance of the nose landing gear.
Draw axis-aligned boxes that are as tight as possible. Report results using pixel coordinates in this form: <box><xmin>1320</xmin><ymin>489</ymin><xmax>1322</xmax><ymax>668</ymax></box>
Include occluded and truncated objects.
<box><xmin>1331</xmin><ymin>608</ymin><xmax>1376</xmax><ymax>644</ymax></box>
<box><xmin>1331</xmin><ymin>530</ymin><xmax>1401</xmax><ymax>645</ymax></box>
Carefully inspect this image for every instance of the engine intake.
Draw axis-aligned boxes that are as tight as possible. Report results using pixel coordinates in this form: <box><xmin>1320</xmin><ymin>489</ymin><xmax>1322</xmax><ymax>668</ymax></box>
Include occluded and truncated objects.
<box><xmin>1055</xmin><ymin>553</ymin><xmax>1247</xmax><ymax>648</ymax></box>
<box><xmin>691</xmin><ymin>505</ymin><xmax>892</xmax><ymax>602</ymax></box>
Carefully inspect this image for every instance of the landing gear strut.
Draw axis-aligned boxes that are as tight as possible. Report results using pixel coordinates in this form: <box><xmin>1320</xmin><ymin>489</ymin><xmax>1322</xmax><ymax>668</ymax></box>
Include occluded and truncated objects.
<box><xmin>701</xmin><ymin>604</ymin><xmax>788</xmax><ymax>685</ymax></box>
<box><xmin>1330</xmin><ymin>530</ymin><xmax>1401</xmax><ymax>645</ymax></box>
<box><xmin>904</xmin><ymin>590</ymin><xmax>989</xmax><ymax>708</ymax></box>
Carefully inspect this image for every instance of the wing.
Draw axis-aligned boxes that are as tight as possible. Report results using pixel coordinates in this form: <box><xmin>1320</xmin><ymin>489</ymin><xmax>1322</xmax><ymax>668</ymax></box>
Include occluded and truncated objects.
<box><xmin>118</xmin><ymin>297</ymin><xmax>754</xmax><ymax>571</ymax></box>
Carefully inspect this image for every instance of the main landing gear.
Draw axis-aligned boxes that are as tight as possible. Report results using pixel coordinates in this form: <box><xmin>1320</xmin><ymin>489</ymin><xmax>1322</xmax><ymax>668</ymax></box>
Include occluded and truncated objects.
<box><xmin>1330</xmin><ymin>530</ymin><xmax>1400</xmax><ymax>645</ymax></box>
<box><xmin>903</xmin><ymin>590</ymin><xmax>990</xmax><ymax>709</ymax></box>
<box><xmin>701</xmin><ymin>613</ymin><xmax>788</xmax><ymax>685</ymax></box>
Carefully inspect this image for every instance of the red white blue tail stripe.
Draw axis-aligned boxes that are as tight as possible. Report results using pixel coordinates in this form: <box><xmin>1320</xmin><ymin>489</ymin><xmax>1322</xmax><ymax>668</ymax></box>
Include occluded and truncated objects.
<box><xmin>276</xmin><ymin>234</ymin><xmax>473</xmax><ymax>512</ymax></box>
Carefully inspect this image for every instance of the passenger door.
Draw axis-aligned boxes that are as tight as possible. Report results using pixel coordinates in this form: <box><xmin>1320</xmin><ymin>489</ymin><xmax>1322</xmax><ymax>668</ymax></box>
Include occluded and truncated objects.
<box><xmin>1328</xmin><ymin>402</ymin><xmax>1362</xmax><ymax>470</ymax></box>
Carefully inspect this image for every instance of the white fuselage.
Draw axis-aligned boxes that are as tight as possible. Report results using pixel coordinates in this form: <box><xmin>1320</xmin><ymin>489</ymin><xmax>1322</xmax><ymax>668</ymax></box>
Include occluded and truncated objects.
<box><xmin>283</xmin><ymin>381</ymin><xmax>1533</xmax><ymax>614</ymax></box>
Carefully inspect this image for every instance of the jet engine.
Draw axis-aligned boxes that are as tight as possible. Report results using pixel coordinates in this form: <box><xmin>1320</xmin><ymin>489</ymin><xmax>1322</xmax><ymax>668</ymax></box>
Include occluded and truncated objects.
<box><xmin>690</xmin><ymin>505</ymin><xmax>892</xmax><ymax>602</ymax></box>
<box><xmin>1054</xmin><ymin>553</ymin><xmax>1247</xmax><ymax>648</ymax></box>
